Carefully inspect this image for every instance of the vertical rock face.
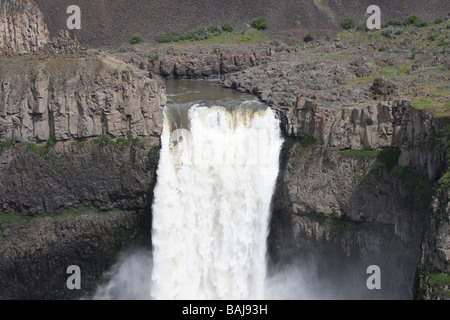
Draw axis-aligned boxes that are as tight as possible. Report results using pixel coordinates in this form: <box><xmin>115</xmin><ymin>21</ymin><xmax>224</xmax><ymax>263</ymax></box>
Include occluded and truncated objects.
<box><xmin>0</xmin><ymin>54</ymin><xmax>165</xmax><ymax>143</ymax></box>
<box><xmin>0</xmin><ymin>0</ymin><xmax>50</xmax><ymax>55</ymax></box>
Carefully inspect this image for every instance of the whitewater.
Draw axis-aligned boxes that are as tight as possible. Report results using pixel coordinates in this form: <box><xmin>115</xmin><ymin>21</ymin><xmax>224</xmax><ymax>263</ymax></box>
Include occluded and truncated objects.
<box><xmin>150</xmin><ymin>104</ymin><xmax>283</xmax><ymax>300</ymax></box>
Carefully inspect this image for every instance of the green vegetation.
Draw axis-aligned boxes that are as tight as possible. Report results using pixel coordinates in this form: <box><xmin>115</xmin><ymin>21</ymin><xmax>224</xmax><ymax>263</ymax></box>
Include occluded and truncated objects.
<box><xmin>384</xmin><ymin>18</ymin><xmax>404</xmax><ymax>27</ymax></box>
<box><xmin>410</xmin><ymin>98</ymin><xmax>434</xmax><ymax>110</ymax></box>
<box><xmin>435</xmin><ymin>120</ymin><xmax>450</xmax><ymax>197</ymax></box>
<box><xmin>250</xmin><ymin>16</ymin><xmax>267</xmax><ymax>30</ymax></box>
<box><xmin>46</xmin><ymin>137</ymin><xmax>56</xmax><ymax>148</ymax></box>
<box><xmin>341</xmin><ymin>17</ymin><xmax>356</xmax><ymax>30</ymax></box>
<box><xmin>26</xmin><ymin>142</ymin><xmax>48</xmax><ymax>157</ymax></box>
<box><xmin>30</xmin><ymin>72</ymin><xmax>38</xmax><ymax>82</ymax></box>
<box><xmin>72</xmin><ymin>140</ymin><xmax>86</xmax><ymax>147</ymax></box>
<box><xmin>146</xmin><ymin>145</ymin><xmax>160</xmax><ymax>168</ymax></box>
<box><xmin>295</xmin><ymin>138</ymin><xmax>315</xmax><ymax>157</ymax></box>
<box><xmin>149</xmin><ymin>53</ymin><xmax>159</xmax><ymax>63</ymax></box>
<box><xmin>339</xmin><ymin>149</ymin><xmax>400</xmax><ymax>170</ymax></box>
<box><xmin>339</xmin><ymin>149</ymin><xmax>433</xmax><ymax>208</ymax></box>
<box><xmin>391</xmin><ymin>165</ymin><xmax>433</xmax><ymax>211</ymax></box>
<box><xmin>403</xmin><ymin>14</ymin><xmax>428</xmax><ymax>28</ymax></box>
<box><xmin>427</xmin><ymin>271</ymin><xmax>450</xmax><ymax>287</ymax></box>
<box><xmin>347</xmin><ymin>63</ymin><xmax>412</xmax><ymax>83</ymax></box>
<box><xmin>116</xmin><ymin>136</ymin><xmax>146</xmax><ymax>148</ymax></box>
<box><xmin>129</xmin><ymin>34</ymin><xmax>144</xmax><ymax>45</ymax></box>
<box><xmin>93</xmin><ymin>134</ymin><xmax>115</xmax><ymax>145</ymax></box>
<box><xmin>222</xmin><ymin>23</ymin><xmax>234</xmax><ymax>33</ymax></box>
<box><xmin>419</xmin><ymin>271</ymin><xmax>450</xmax><ymax>298</ymax></box>
<box><xmin>118</xmin><ymin>44</ymin><xmax>129</xmax><ymax>52</ymax></box>
<box><xmin>0</xmin><ymin>141</ymin><xmax>15</xmax><ymax>152</ymax></box>
<box><xmin>427</xmin><ymin>29</ymin><xmax>438</xmax><ymax>41</ymax></box>
<box><xmin>303</xmin><ymin>33</ymin><xmax>315</xmax><ymax>42</ymax></box>
<box><xmin>155</xmin><ymin>25</ymin><xmax>223</xmax><ymax>43</ymax></box>
<box><xmin>435</xmin><ymin>18</ymin><xmax>444</xmax><ymax>25</ymax></box>
<box><xmin>93</xmin><ymin>135</ymin><xmax>146</xmax><ymax>148</ymax></box>
<box><xmin>378</xmin><ymin>45</ymin><xmax>387</xmax><ymax>52</ymax></box>
<box><xmin>0</xmin><ymin>211</ymin><xmax>32</xmax><ymax>237</ymax></box>
<box><xmin>324</xmin><ymin>219</ymin><xmax>376</xmax><ymax>236</ymax></box>
<box><xmin>0</xmin><ymin>206</ymin><xmax>126</xmax><ymax>237</ymax></box>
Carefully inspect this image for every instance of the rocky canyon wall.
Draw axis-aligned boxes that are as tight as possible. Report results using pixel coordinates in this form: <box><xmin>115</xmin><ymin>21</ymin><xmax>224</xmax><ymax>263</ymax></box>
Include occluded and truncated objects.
<box><xmin>0</xmin><ymin>52</ymin><xmax>165</xmax><ymax>299</ymax></box>
<box><xmin>0</xmin><ymin>0</ymin><xmax>49</xmax><ymax>55</ymax></box>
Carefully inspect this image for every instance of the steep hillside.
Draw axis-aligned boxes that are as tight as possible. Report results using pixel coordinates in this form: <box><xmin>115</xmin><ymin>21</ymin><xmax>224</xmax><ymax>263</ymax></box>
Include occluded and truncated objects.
<box><xmin>34</xmin><ymin>0</ymin><xmax>450</xmax><ymax>47</ymax></box>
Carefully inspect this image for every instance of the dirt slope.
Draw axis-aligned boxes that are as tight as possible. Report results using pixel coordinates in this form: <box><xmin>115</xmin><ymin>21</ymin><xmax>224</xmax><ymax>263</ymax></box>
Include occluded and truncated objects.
<box><xmin>34</xmin><ymin>0</ymin><xmax>450</xmax><ymax>47</ymax></box>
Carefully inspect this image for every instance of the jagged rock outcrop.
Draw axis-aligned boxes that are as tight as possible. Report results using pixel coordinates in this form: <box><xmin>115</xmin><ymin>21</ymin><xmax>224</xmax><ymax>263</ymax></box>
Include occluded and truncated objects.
<box><xmin>0</xmin><ymin>0</ymin><xmax>49</xmax><ymax>55</ymax></box>
<box><xmin>118</xmin><ymin>43</ymin><xmax>274</xmax><ymax>80</ymax></box>
<box><xmin>0</xmin><ymin>53</ymin><xmax>165</xmax><ymax>143</ymax></box>
<box><xmin>45</xmin><ymin>29</ymin><xmax>84</xmax><ymax>55</ymax></box>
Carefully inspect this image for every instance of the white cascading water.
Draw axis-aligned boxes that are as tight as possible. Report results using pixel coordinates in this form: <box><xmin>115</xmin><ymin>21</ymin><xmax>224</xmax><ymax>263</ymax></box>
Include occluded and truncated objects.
<box><xmin>151</xmin><ymin>104</ymin><xmax>283</xmax><ymax>300</ymax></box>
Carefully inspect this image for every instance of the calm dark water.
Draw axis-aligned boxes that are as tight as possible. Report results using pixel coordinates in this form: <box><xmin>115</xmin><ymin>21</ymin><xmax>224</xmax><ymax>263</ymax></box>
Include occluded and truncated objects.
<box><xmin>164</xmin><ymin>79</ymin><xmax>268</xmax><ymax>130</ymax></box>
<box><xmin>165</xmin><ymin>79</ymin><xmax>265</xmax><ymax>108</ymax></box>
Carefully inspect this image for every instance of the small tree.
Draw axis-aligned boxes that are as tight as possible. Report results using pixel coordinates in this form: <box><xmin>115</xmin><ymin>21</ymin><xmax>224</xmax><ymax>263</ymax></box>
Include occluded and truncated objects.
<box><xmin>341</xmin><ymin>17</ymin><xmax>356</xmax><ymax>30</ymax></box>
<box><xmin>129</xmin><ymin>34</ymin><xmax>144</xmax><ymax>45</ymax></box>
<box><xmin>251</xmin><ymin>16</ymin><xmax>267</xmax><ymax>30</ymax></box>
<box><xmin>304</xmin><ymin>33</ymin><xmax>315</xmax><ymax>42</ymax></box>
<box><xmin>222</xmin><ymin>23</ymin><xmax>234</xmax><ymax>33</ymax></box>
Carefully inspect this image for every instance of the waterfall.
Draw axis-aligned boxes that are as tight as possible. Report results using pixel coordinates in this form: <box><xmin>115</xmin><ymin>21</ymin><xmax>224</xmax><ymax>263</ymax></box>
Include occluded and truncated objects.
<box><xmin>151</xmin><ymin>104</ymin><xmax>283</xmax><ymax>300</ymax></box>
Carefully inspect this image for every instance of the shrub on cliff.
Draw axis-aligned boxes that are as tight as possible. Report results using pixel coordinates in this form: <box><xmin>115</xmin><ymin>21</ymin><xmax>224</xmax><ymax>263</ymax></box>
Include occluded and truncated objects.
<box><xmin>222</xmin><ymin>23</ymin><xmax>234</xmax><ymax>33</ymax></box>
<box><xmin>155</xmin><ymin>26</ymin><xmax>222</xmax><ymax>43</ymax></box>
<box><xmin>341</xmin><ymin>17</ymin><xmax>356</xmax><ymax>30</ymax></box>
<box><xmin>251</xmin><ymin>17</ymin><xmax>267</xmax><ymax>30</ymax></box>
<box><xmin>404</xmin><ymin>15</ymin><xmax>428</xmax><ymax>27</ymax></box>
<box><xmin>304</xmin><ymin>33</ymin><xmax>315</xmax><ymax>42</ymax></box>
<box><xmin>404</xmin><ymin>15</ymin><xmax>419</xmax><ymax>26</ymax></box>
<box><xmin>129</xmin><ymin>34</ymin><xmax>144</xmax><ymax>45</ymax></box>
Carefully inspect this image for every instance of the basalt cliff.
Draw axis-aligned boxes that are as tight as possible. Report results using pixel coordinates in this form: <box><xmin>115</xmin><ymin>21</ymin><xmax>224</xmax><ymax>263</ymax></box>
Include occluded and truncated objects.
<box><xmin>0</xmin><ymin>0</ymin><xmax>449</xmax><ymax>300</ymax></box>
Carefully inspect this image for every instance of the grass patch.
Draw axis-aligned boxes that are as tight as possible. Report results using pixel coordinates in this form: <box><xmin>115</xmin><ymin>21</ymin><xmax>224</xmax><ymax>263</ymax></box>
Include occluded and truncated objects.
<box><xmin>46</xmin><ymin>138</ymin><xmax>56</xmax><ymax>148</ymax></box>
<box><xmin>0</xmin><ymin>211</ymin><xmax>33</xmax><ymax>237</ymax></box>
<box><xmin>25</xmin><ymin>142</ymin><xmax>48</xmax><ymax>157</ymax></box>
<box><xmin>347</xmin><ymin>63</ymin><xmax>412</xmax><ymax>83</ymax></box>
<box><xmin>72</xmin><ymin>140</ymin><xmax>86</xmax><ymax>147</ymax></box>
<box><xmin>0</xmin><ymin>206</ymin><xmax>126</xmax><ymax>237</ymax></box>
<box><xmin>161</xmin><ymin>28</ymin><xmax>267</xmax><ymax>45</ymax></box>
<box><xmin>410</xmin><ymin>98</ymin><xmax>434</xmax><ymax>110</ymax></box>
<box><xmin>340</xmin><ymin>149</ymin><xmax>399</xmax><ymax>170</ymax></box>
<box><xmin>0</xmin><ymin>141</ymin><xmax>15</xmax><ymax>151</ymax></box>
<box><xmin>92</xmin><ymin>134</ymin><xmax>115</xmax><ymax>145</ymax></box>
<box><xmin>116</xmin><ymin>137</ymin><xmax>146</xmax><ymax>148</ymax></box>
<box><xmin>295</xmin><ymin>137</ymin><xmax>315</xmax><ymax>157</ymax></box>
